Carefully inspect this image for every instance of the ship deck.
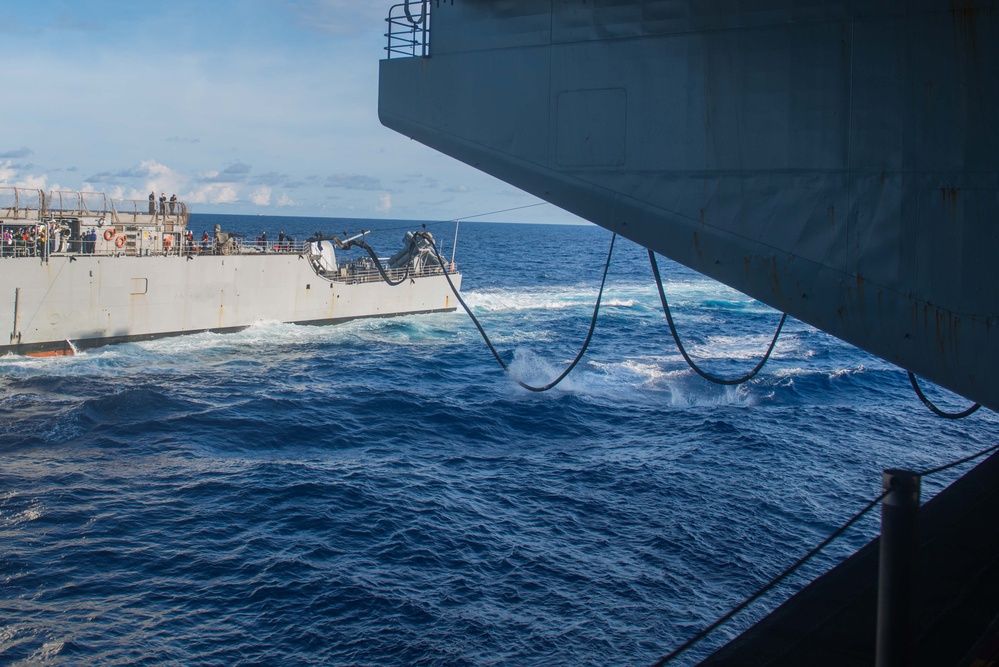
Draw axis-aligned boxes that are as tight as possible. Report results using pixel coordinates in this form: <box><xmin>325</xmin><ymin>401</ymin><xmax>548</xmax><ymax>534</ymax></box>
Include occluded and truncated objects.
<box><xmin>699</xmin><ymin>450</ymin><xmax>999</xmax><ymax>666</ymax></box>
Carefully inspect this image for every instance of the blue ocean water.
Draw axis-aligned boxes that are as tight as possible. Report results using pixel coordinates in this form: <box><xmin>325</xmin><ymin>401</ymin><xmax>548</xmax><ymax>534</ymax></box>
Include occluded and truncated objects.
<box><xmin>1</xmin><ymin>215</ymin><xmax>996</xmax><ymax>666</ymax></box>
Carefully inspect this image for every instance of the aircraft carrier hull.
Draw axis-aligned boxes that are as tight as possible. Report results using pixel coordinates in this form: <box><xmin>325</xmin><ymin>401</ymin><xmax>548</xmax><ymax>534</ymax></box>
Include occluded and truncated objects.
<box><xmin>378</xmin><ymin>0</ymin><xmax>999</xmax><ymax>411</ymax></box>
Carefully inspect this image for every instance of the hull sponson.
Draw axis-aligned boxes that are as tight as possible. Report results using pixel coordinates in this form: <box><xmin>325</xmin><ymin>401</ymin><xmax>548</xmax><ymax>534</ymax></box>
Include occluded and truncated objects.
<box><xmin>0</xmin><ymin>254</ymin><xmax>461</xmax><ymax>355</ymax></box>
<box><xmin>379</xmin><ymin>1</ymin><xmax>999</xmax><ymax>410</ymax></box>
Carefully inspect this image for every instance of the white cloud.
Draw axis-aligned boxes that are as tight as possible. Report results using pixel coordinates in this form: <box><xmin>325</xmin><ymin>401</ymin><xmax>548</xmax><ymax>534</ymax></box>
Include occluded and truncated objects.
<box><xmin>16</xmin><ymin>173</ymin><xmax>56</xmax><ymax>191</ymax></box>
<box><xmin>277</xmin><ymin>193</ymin><xmax>297</xmax><ymax>207</ymax></box>
<box><xmin>375</xmin><ymin>193</ymin><xmax>392</xmax><ymax>213</ymax></box>
<box><xmin>0</xmin><ymin>161</ymin><xmax>16</xmax><ymax>185</ymax></box>
<box><xmin>185</xmin><ymin>183</ymin><xmax>239</xmax><ymax>205</ymax></box>
<box><xmin>139</xmin><ymin>159</ymin><xmax>174</xmax><ymax>178</ymax></box>
<box><xmin>250</xmin><ymin>186</ymin><xmax>272</xmax><ymax>206</ymax></box>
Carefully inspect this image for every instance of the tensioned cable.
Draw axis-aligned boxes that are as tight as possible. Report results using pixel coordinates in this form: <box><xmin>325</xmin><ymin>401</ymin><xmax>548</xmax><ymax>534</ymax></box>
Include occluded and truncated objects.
<box><xmin>917</xmin><ymin>440</ymin><xmax>999</xmax><ymax>477</ymax></box>
<box><xmin>907</xmin><ymin>371</ymin><xmax>982</xmax><ymax>419</ymax></box>
<box><xmin>649</xmin><ymin>249</ymin><xmax>786</xmax><ymax>386</ymax></box>
<box><xmin>650</xmin><ymin>489</ymin><xmax>888</xmax><ymax>666</ymax></box>
<box><xmin>650</xmin><ymin>438</ymin><xmax>999</xmax><ymax>666</ymax></box>
<box><xmin>420</xmin><ymin>230</ymin><xmax>616</xmax><ymax>392</ymax></box>
<box><xmin>452</xmin><ymin>202</ymin><xmax>550</xmax><ymax>221</ymax></box>
<box><xmin>336</xmin><ymin>203</ymin><xmax>552</xmax><ymax>237</ymax></box>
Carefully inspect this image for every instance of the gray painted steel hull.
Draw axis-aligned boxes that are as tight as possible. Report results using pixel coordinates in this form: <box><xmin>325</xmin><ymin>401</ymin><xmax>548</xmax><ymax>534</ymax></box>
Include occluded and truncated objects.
<box><xmin>1</xmin><ymin>254</ymin><xmax>460</xmax><ymax>355</ymax></box>
<box><xmin>378</xmin><ymin>1</ymin><xmax>999</xmax><ymax>411</ymax></box>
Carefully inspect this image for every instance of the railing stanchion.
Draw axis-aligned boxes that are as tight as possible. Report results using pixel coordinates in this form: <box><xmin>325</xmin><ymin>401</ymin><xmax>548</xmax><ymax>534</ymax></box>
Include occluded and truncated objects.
<box><xmin>876</xmin><ymin>469</ymin><xmax>921</xmax><ymax>667</ymax></box>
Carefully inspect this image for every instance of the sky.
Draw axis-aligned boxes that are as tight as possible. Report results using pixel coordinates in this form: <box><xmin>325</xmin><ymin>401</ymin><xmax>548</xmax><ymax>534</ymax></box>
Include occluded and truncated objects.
<box><xmin>0</xmin><ymin>1</ymin><xmax>580</xmax><ymax>224</ymax></box>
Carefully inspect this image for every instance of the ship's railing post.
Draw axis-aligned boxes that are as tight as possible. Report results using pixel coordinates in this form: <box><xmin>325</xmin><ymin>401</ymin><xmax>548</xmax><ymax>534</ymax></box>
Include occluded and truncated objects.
<box><xmin>385</xmin><ymin>1</ymin><xmax>431</xmax><ymax>59</ymax></box>
<box><xmin>876</xmin><ymin>469</ymin><xmax>921</xmax><ymax>667</ymax></box>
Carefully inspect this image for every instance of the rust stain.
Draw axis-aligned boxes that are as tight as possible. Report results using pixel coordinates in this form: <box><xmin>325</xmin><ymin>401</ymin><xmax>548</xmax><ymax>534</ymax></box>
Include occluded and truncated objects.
<box><xmin>940</xmin><ymin>186</ymin><xmax>960</xmax><ymax>213</ymax></box>
<box><xmin>935</xmin><ymin>307</ymin><xmax>946</xmax><ymax>358</ymax></box>
<box><xmin>852</xmin><ymin>274</ymin><xmax>867</xmax><ymax>323</ymax></box>
<box><xmin>768</xmin><ymin>257</ymin><xmax>782</xmax><ymax>297</ymax></box>
<box><xmin>692</xmin><ymin>231</ymin><xmax>702</xmax><ymax>260</ymax></box>
<box><xmin>827</xmin><ymin>205</ymin><xmax>835</xmax><ymax>225</ymax></box>
<box><xmin>950</xmin><ymin>0</ymin><xmax>986</xmax><ymax>60</ymax></box>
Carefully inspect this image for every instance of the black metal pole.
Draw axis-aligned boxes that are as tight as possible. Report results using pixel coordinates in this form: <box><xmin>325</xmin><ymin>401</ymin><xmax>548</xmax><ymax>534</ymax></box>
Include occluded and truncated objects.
<box><xmin>876</xmin><ymin>469</ymin><xmax>921</xmax><ymax>667</ymax></box>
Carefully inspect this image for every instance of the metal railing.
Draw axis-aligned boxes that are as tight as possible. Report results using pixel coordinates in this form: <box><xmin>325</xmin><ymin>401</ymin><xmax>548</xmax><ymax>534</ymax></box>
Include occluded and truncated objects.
<box><xmin>111</xmin><ymin>197</ymin><xmax>188</xmax><ymax>228</ymax></box>
<box><xmin>0</xmin><ymin>188</ymin><xmax>189</xmax><ymax>227</ymax></box>
<box><xmin>385</xmin><ymin>1</ymin><xmax>431</xmax><ymax>59</ymax></box>
<box><xmin>0</xmin><ymin>187</ymin><xmax>45</xmax><ymax>220</ymax></box>
<box><xmin>46</xmin><ymin>190</ymin><xmax>110</xmax><ymax>218</ymax></box>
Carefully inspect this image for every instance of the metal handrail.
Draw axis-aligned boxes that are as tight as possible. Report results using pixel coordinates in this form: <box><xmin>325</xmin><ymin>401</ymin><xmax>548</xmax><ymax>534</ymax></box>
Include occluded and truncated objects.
<box><xmin>0</xmin><ymin>187</ymin><xmax>44</xmax><ymax>221</ymax></box>
<box><xmin>47</xmin><ymin>190</ymin><xmax>110</xmax><ymax>217</ymax></box>
<box><xmin>110</xmin><ymin>197</ymin><xmax>188</xmax><ymax>226</ymax></box>
<box><xmin>385</xmin><ymin>1</ymin><xmax>431</xmax><ymax>59</ymax></box>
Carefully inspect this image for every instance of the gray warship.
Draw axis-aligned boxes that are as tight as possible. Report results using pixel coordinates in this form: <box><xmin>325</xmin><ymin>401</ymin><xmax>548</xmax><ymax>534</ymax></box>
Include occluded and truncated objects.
<box><xmin>378</xmin><ymin>1</ymin><xmax>999</xmax><ymax>664</ymax></box>
<box><xmin>0</xmin><ymin>187</ymin><xmax>460</xmax><ymax>356</ymax></box>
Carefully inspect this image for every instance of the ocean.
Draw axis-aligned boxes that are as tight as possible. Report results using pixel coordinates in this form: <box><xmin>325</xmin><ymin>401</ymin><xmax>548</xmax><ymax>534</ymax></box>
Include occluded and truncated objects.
<box><xmin>1</xmin><ymin>214</ymin><xmax>996</xmax><ymax>666</ymax></box>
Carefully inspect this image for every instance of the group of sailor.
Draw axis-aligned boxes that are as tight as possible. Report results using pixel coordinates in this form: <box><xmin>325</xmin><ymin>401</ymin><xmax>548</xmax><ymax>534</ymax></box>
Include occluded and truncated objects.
<box><xmin>257</xmin><ymin>229</ymin><xmax>296</xmax><ymax>252</ymax></box>
<box><xmin>148</xmin><ymin>191</ymin><xmax>179</xmax><ymax>216</ymax></box>
<box><xmin>0</xmin><ymin>224</ymin><xmax>48</xmax><ymax>257</ymax></box>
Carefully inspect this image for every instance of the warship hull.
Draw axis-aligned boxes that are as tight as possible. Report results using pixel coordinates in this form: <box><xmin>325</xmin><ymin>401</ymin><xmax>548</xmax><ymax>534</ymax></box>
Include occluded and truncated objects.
<box><xmin>1</xmin><ymin>253</ymin><xmax>459</xmax><ymax>356</ymax></box>
<box><xmin>0</xmin><ymin>188</ymin><xmax>460</xmax><ymax>356</ymax></box>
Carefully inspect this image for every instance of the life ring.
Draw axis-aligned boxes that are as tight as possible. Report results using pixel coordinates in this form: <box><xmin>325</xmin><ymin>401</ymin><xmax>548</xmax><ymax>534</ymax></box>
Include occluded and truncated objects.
<box><xmin>104</xmin><ymin>230</ymin><xmax>114</xmax><ymax>241</ymax></box>
<box><xmin>115</xmin><ymin>236</ymin><xmax>126</xmax><ymax>248</ymax></box>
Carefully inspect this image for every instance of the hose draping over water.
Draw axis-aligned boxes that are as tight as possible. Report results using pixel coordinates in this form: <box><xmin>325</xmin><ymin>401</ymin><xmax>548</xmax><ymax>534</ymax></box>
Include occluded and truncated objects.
<box><xmin>421</xmin><ymin>231</ymin><xmax>617</xmax><ymax>392</ymax></box>
<box><xmin>907</xmin><ymin>371</ymin><xmax>981</xmax><ymax>419</ymax></box>
<box><xmin>421</xmin><ymin>230</ymin><xmax>789</xmax><ymax>392</ymax></box>
<box><xmin>648</xmin><ymin>249</ymin><xmax>786</xmax><ymax>386</ymax></box>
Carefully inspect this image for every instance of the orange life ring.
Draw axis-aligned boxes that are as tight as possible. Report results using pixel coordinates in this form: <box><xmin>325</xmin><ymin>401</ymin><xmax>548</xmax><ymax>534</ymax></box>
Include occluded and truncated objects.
<box><xmin>104</xmin><ymin>230</ymin><xmax>114</xmax><ymax>241</ymax></box>
<box><xmin>115</xmin><ymin>236</ymin><xmax>126</xmax><ymax>248</ymax></box>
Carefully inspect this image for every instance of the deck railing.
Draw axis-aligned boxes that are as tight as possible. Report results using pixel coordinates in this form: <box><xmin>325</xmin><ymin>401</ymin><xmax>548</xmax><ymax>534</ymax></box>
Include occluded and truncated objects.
<box><xmin>111</xmin><ymin>197</ymin><xmax>188</xmax><ymax>227</ymax></box>
<box><xmin>0</xmin><ymin>188</ymin><xmax>189</xmax><ymax>227</ymax></box>
<box><xmin>0</xmin><ymin>187</ymin><xmax>45</xmax><ymax>220</ymax></box>
<box><xmin>385</xmin><ymin>1</ymin><xmax>431</xmax><ymax>59</ymax></box>
<box><xmin>46</xmin><ymin>190</ymin><xmax>110</xmax><ymax>218</ymax></box>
